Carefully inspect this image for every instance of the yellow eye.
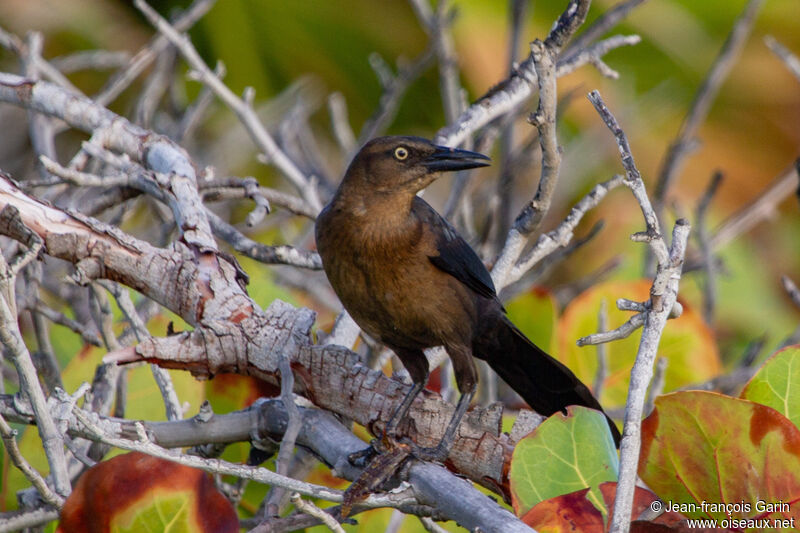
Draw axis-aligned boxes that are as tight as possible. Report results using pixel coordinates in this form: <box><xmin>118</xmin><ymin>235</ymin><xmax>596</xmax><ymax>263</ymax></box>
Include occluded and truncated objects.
<box><xmin>394</xmin><ymin>146</ymin><xmax>409</xmax><ymax>160</ymax></box>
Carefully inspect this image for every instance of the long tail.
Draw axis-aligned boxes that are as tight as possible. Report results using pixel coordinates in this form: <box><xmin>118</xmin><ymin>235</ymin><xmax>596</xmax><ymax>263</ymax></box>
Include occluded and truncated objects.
<box><xmin>474</xmin><ymin>314</ymin><xmax>622</xmax><ymax>447</ymax></box>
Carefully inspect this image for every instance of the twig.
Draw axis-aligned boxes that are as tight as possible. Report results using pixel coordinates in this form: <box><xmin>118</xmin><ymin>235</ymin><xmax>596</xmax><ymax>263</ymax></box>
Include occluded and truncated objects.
<box><xmin>578</xmin><ymin>312</ymin><xmax>645</xmax><ymax>346</ymax></box>
<box><xmin>21</xmin><ymin>32</ymin><xmax>58</xmax><ymax>179</ymax></box>
<box><xmin>95</xmin><ymin>0</ymin><xmax>217</xmax><ymax>107</ymax></box>
<box><xmin>563</xmin><ymin>0</ymin><xmax>648</xmax><ymax>61</ymax></box>
<box><xmin>419</xmin><ymin>516</ymin><xmax>450</xmax><ymax>533</ymax></box>
<box><xmin>289</xmin><ymin>493</ymin><xmax>345</xmax><ymax>533</ymax></box>
<box><xmin>0</xmin><ymin>211</ymin><xmax>70</xmax><ymax>498</ymax></box>
<box><xmin>505</xmin><ymin>175</ymin><xmax>624</xmax><ymax>286</ymax></box>
<box><xmin>513</xmin><ymin>39</ymin><xmax>561</xmax><ymax>236</ymax></box>
<box><xmin>409</xmin><ymin>0</ymin><xmax>463</xmax><ymax>125</ymax></box>
<box><xmin>557</xmin><ymin>35</ymin><xmax>641</xmax><ymax>80</ymax></box>
<box><xmin>710</xmin><ymin>161</ymin><xmax>799</xmax><ymax>250</ymax></box>
<box><xmin>0</xmin><ymin>507</ymin><xmax>60</xmax><ymax>532</ymax></box>
<box><xmin>73</xmin><ymin>408</ymin><xmax>346</xmax><ymax>503</ymax></box>
<box><xmin>593</xmin><ymin>300</ymin><xmax>609</xmax><ymax>397</ymax></box>
<box><xmin>133</xmin><ymin>0</ymin><xmax>323</xmax><ymax>213</ymax></box>
<box><xmin>356</xmin><ymin>47</ymin><xmax>437</xmax><ymax>147</ymax></box>
<box><xmin>97</xmin><ymin>279</ymin><xmax>182</xmax><ymax>421</ymax></box>
<box><xmin>30</xmin><ymin>300</ymin><xmax>102</xmax><ymax>347</ymax></box>
<box><xmin>654</xmin><ymin>0</ymin><xmax>765</xmax><ymax>208</ymax></box>
<box><xmin>134</xmin><ymin>45</ymin><xmax>177</xmax><ymax>128</ymax></box>
<box><xmin>199</xmin><ymin>176</ymin><xmax>314</xmax><ymax>219</ymax></box>
<box><xmin>495</xmin><ymin>0</ymin><xmax>531</xmax><ymax>241</ymax></box>
<box><xmin>264</xmin><ymin>351</ymin><xmax>303</xmax><ymax>517</ymax></box>
<box><xmin>588</xmin><ymin>91</ymin><xmax>691</xmax><ymax>533</ymax></box>
<box><xmin>765</xmin><ymin>35</ymin><xmax>800</xmax><ymax>82</ymax></box>
<box><xmin>173</xmin><ymin>61</ymin><xmax>220</xmax><ymax>142</ymax></box>
<box><xmin>782</xmin><ymin>275</ymin><xmax>800</xmax><ymax>311</ymax></box>
<box><xmin>50</xmin><ymin>50</ymin><xmax>131</xmax><ymax>73</ymax></box>
<box><xmin>679</xmin><ymin>365</ymin><xmax>758</xmax><ymax>396</ymax></box>
<box><xmin>327</xmin><ymin>92</ymin><xmax>357</xmax><ymax>156</ymax></box>
<box><xmin>0</xmin><ymin>412</ymin><xmax>64</xmax><ymax>507</ymax></box>
<box><xmin>696</xmin><ymin>171</ymin><xmax>723</xmax><ymax>323</ymax></box>
<box><xmin>206</xmin><ymin>210</ymin><xmax>322</xmax><ymax>269</ymax></box>
<box><xmin>0</xmin><ymin>25</ymin><xmax>82</xmax><ymax>95</ymax></box>
<box><xmin>22</xmin><ymin>264</ymin><xmax>63</xmax><ymax>392</ymax></box>
<box><xmin>435</xmin><ymin>21</ymin><xmax>640</xmax><ymax>146</ymax></box>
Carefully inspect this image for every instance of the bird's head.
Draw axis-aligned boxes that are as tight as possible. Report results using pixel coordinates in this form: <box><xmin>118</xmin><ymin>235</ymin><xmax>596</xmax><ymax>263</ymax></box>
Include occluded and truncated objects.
<box><xmin>342</xmin><ymin>136</ymin><xmax>490</xmax><ymax>195</ymax></box>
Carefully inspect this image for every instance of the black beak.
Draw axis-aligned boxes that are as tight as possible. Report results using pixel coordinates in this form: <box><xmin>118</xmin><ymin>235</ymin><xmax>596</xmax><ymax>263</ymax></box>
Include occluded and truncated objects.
<box><xmin>423</xmin><ymin>145</ymin><xmax>491</xmax><ymax>172</ymax></box>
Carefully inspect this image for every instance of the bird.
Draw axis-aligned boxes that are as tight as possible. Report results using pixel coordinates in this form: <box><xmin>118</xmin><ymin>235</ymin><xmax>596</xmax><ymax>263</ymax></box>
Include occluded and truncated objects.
<box><xmin>315</xmin><ymin>135</ymin><xmax>621</xmax><ymax>461</ymax></box>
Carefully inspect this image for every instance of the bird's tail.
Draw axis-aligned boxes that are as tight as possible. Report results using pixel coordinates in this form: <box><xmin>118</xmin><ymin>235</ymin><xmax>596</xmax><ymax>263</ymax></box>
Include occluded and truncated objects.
<box><xmin>474</xmin><ymin>314</ymin><xmax>622</xmax><ymax>447</ymax></box>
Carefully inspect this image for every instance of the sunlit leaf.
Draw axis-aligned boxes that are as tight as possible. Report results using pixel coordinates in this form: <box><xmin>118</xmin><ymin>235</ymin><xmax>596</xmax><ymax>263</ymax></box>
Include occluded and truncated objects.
<box><xmin>639</xmin><ymin>391</ymin><xmax>800</xmax><ymax>530</ymax></box>
<box><xmin>57</xmin><ymin>452</ymin><xmax>238</xmax><ymax>533</ymax></box>
<box><xmin>558</xmin><ymin>280</ymin><xmax>721</xmax><ymax>407</ymax></box>
<box><xmin>741</xmin><ymin>345</ymin><xmax>800</xmax><ymax>428</ymax></box>
<box><xmin>506</xmin><ymin>287</ymin><xmax>558</xmax><ymax>354</ymax></box>
<box><xmin>509</xmin><ymin>406</ymin><xmax>619</xmax><ymax>517</ymax></box>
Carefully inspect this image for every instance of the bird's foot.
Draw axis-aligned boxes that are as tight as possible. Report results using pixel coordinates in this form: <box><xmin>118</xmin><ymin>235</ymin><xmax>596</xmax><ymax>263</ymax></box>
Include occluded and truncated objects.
<box><xmin>397</xmin><ymin>437</ymin><xmax>450</xmax><ymax>463</ymax></box>
<box><xmin>347</xmin><ymin>440</ymin><xmax>381</xmax><ymax>467</ymax></box>
<box><xmin>347</xmin><ymin>428</ymin><xmax>397</xmax><ymax>467</ymax></box>
<box><xmin>348</xmin><ymin>431</ymin><xmax>451</xmax><ymax>466</ymax></box>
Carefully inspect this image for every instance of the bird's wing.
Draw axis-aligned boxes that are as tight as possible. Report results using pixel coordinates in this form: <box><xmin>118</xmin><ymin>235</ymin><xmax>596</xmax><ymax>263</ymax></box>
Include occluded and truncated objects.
<box><xmin>413</xmin><ymin>197</ymin><xmax>497</xmax><ymax>300</ymax></box>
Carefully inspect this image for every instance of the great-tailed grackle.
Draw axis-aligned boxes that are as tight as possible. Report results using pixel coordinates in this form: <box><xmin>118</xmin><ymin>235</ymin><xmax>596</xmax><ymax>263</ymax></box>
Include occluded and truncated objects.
<box><xmin>315</xmin><ymin>136</ymin><xmax>621</xmax><ymax>460</ymax></box>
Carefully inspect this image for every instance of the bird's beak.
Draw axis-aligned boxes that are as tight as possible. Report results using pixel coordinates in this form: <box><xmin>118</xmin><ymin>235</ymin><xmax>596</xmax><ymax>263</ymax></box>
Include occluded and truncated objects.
<box><xmin>423</xmin><ymin>145</ymin><xmax>491</xmax><ymax>172</ymax></box>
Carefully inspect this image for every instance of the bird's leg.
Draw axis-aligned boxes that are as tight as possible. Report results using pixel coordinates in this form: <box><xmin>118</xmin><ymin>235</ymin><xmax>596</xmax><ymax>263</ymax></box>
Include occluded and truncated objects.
<box><xmin>402</xmin><ymin>387</ymin><xmax>475</xmax><ymax>462</ymax></box>
<box><xmin>347</xmin><ymin>380</ymin><xmax>425</xmax><ymax>466</ymax></box>
<box><xmin>382</xmin><ymin>380</ymin><xmax>425</xmax><ymax>443</ymax></box>
<box><xmin>400</xmin><ymin>343</ymin><xmax>477</xmax><ymax>463</ymax></box>
<box><xmin>349</xmin><ymin>349</ymin><xmax>428</xmax><ymax>466</ymax></box>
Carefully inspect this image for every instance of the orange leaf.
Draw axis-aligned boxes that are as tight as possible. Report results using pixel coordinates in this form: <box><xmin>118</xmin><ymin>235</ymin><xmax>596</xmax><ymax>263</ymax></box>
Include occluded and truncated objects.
<box><xmin>58</xmin><ymin>452</ymin><xmax>238</xmax><ymax>533</ymax></box>
<box><xmin>640</xmin><ymin>391</ymin><xmax>800</xmax><ymax>531</ymax></box>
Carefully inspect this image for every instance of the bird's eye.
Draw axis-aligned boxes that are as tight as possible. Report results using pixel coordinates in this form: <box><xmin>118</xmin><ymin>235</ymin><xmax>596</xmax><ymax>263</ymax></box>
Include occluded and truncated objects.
<box><xmin>394</xmin><ymin>146</ymin><xmax>409</xmax><ymax>160</ymax></box>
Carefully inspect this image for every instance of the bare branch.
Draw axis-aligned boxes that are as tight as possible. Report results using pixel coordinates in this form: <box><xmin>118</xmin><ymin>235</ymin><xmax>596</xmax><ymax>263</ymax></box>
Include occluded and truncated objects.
<box><xmin>356</xmin><ymin>47</ymin><xmax>436</xmax><ymax>147</ymax></box>
<box><xmin>696</xmin><ymin>171</ymin><xmax>724</xmax><ymax>323</ymax></box>
<box><xmin>289</xmin><ymin>493</ymin><xmax>345</xmax><ymax>533</ymax></box>
<box><xmin>435</xmin><ymin>30</ymin><xmax>640</xmax><ymax>147</ymax></box>
<box><xmin>563</xmin><ymin>0</ymin><xmax>648</xmax><ymax>60</ymax></box>
<box><xmin>95</xmin><ymin>0</ymin><xmax>217</xmax><ymax>107</ymax></box>
<box><xmin>710</xmin><ymin>161</ymin><xmax>799</xmax><ymax>250</ymax></box>
<box><xmin>0</xmin><ymin>212</ymin><xmax>70</xmax><ymax>498</ymax></box>
<box><xmin>593</xmin><ymin>300</ymin><xmax>609</xmax><ymax>397</ymax></box>
<box><xmin>133</xmin><ymin>0</ymin><xmax>323</xmax><ymax>213</ymax></box>
<box><xmin>513</xmin><ymin>39</ymin><xmax>561</xmax><ymax>236</ymax></box>
<box><xmin>764</xmin><ymin>35</ymin><xmax>800</xmax><ymax>83</ymax></box>
<box><xmin>0</xmin><ymin>507</ymin><xmax>60</xmax><ymax>532</ymax></box>
<box><xmin>654</xmin><ymin>0</ymin><xmax>765</xmax><ymax>206</ymax></box>
<box><xmin>0</xmin><ymin>412</ymin><xmax>64</xmax><ymax>508</ymax></box>
<box><xmin>782</xmin><ymin>275</ymin><xmax>800</xmax><ymax>311</ymax></box>
<box><xmin>587</xmin><ymin>91</ymin><xmax>691</xmax><ymax>533</ymax></box>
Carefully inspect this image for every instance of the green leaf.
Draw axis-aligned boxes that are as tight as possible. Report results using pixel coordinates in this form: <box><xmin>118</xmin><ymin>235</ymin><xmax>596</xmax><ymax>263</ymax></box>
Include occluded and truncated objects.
<box><xmin>741</xmin><ymin>345</ymin><xmax>800</xmax><ymax>428</ymax></box>
<box><xmin>505</xmin><ymin>288</ymin><xmax>558</xmax><ymax>354</ymax></box>
<box><xmin>112</xmin><ymin>491</ymin><xmax>193</xmax><ymax>533</ymax></box>
<box><xmin>509</xmin><ymin>406</ymin><xmax>619</xmax><ymax>518</ymax></box>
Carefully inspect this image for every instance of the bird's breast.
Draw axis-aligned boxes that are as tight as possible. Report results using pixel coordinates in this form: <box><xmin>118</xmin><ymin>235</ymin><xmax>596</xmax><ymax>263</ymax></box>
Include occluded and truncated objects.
<box><xmin>316</xmin><ymin>204</ymin><xmax>476</xmax><ymax>349</ymax></box>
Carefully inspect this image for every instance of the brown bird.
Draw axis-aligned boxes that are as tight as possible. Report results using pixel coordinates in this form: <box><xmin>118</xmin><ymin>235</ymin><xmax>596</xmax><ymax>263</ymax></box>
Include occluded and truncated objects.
<box><xmin>315</xmin><ymin>136</ymin><xmax>620</xmax><ymax>460</ymax></box>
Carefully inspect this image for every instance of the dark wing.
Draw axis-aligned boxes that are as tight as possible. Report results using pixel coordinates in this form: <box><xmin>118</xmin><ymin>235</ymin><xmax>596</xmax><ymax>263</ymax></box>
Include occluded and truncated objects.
<box><xmin>413</xmin><ymin>197</ymin><xmax>497</xmax><ymax>300</ymax></box>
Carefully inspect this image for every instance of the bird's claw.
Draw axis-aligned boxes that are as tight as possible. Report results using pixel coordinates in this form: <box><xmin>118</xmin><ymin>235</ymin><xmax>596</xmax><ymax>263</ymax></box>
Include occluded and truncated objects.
<box><xmin>347</xmin><ymin>429</ymin><xmax>402</xmax><ymax>467</ymax></box>
<box><xmin>347</xmin><ymin>438</ymin><xmax>382</xmax><ymax>467</ymax></box>
<box><xmin>397</xmin><ymin>437</ymin><xmax>449</xmax><ymax>463</ymax></box>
